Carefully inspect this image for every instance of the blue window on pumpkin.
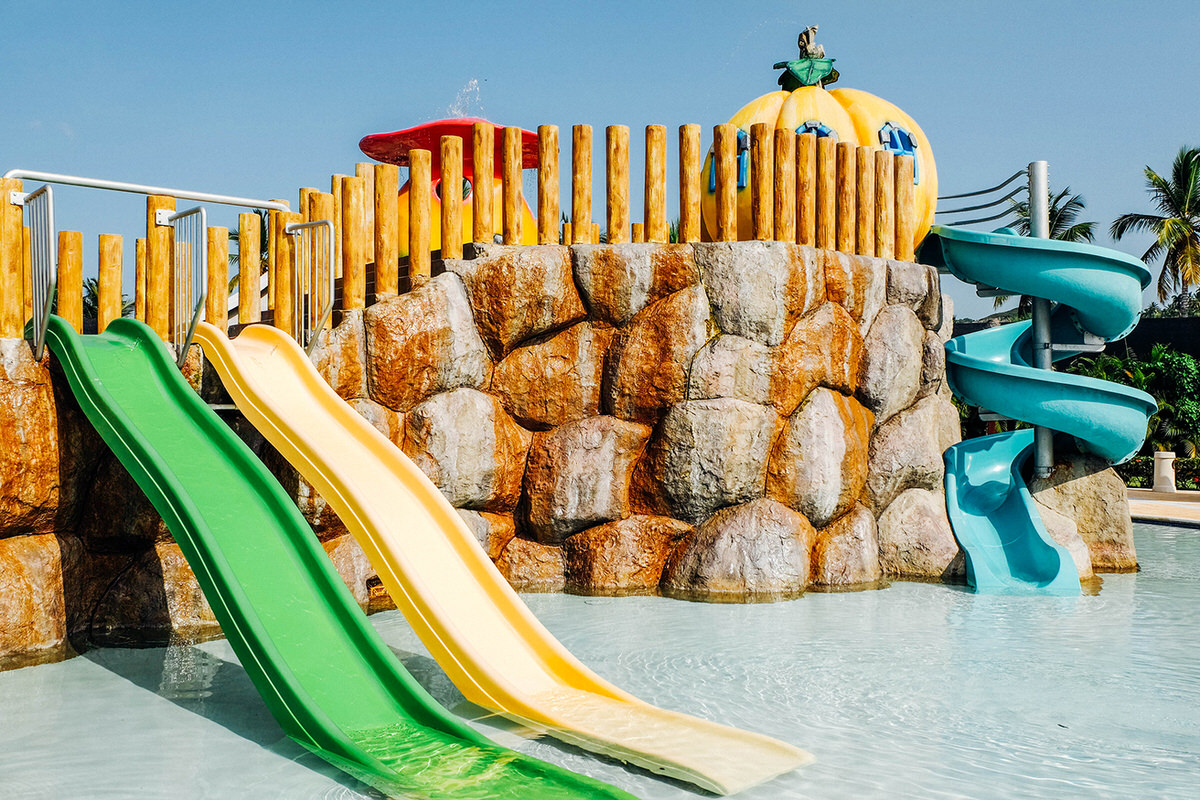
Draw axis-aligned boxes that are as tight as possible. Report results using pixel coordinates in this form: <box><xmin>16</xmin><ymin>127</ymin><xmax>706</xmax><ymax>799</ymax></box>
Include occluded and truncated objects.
<box><xmin>878</xmin><ymin>122</ymin><xmax>919</xmax><ymax>184</ymax></box>
<box><xmin>708</xmin><ymin>128</ymin><xmax>753</xmax><ymax>192</ymax></box>
<box><xmin>796</xmin><ymin>120</ymin><xmax>838</xmax><ymax>140</ymax></box>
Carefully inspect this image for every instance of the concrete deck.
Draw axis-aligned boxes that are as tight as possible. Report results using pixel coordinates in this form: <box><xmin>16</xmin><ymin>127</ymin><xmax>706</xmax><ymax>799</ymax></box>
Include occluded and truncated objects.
<box><xmin>1127</xmin><ymin>488</ymin><xmax>1200</xmax><ymax>528</ymax></box>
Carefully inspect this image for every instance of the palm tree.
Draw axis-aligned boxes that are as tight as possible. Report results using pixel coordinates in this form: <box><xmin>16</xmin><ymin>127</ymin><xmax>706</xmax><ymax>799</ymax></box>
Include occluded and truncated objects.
<box><xmin>994</xmin><ymin>187</ymin><xmax>1096</xmax><ymax>310</ymax></box>
<box><xmin>1111</xmin><ymin>146</ymin><xmax>1200</xmax><ymax>301</ymax></box>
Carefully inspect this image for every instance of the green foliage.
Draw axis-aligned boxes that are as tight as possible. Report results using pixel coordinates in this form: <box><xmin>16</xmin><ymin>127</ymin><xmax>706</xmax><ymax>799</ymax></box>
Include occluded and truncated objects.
<box><xmin>1114</xmin><ymin>456</ymin><xmax>1200</xmax><ymax>490</ymax></box>
<box><xmin>1142</xmin><ymin>288</ymin><xmax>1200</xmax><ymax>318</ymax></box>
<box><xmin>1111</xmin><ymin>146</ymin><xmax>1200</xmax><ymax>301</ymax></box>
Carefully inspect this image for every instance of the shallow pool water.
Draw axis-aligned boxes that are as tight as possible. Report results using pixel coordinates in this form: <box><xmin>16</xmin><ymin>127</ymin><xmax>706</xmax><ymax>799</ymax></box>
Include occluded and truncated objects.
<box><xmin>2</xmin><ymin>523</ymin><xmax>1197</xmax><ymax>799</ymax></box>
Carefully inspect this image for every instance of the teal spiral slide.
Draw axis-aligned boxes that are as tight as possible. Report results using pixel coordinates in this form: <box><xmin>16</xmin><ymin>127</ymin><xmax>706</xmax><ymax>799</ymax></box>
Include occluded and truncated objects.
<box><xmin>918</xmin><ymin>226</ymin><xmax>1157</xmax><ymax>594</ymax></box>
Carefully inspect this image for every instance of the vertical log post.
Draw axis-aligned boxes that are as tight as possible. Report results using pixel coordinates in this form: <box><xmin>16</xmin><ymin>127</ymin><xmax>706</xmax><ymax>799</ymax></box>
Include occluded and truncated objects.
<box><xmin>645</xmin><ymin>124</ymin><xmax>668</xmax><ymax>242</ymax></box>
<box><xmin>631</xmin><ymin>222</ymin><xmax>645</xmax><ymax>243</ymax></box>
<box><xmin>855</xmin><ymin>147</ymin><xmax>876</xmax><ymax>257</ymax></box>
<box><xmin>238</xmin><ymin>213</ymin><xmax>260</xmax><ymax>323</ymax></box>
<box><xmin>816</xmin><ymin>136</ymin><xmax>837</xmax><ymax>249</ymax></box>
<box><xmin>796</xmin><ymin>132</ymin><xmax>817</xmax><ymax>246</ymax></box>
<box><xmin>57</xmin><ymin>231</ymin><xmax>83</xmax><ymax>333</ymax></box>
<box><xmin>355</xmin><ymin>162</ymin><xmax>375</xmax><ymax>261</ymax></box>
<box><xmin>561</xmin><ymin>222</ymin><xmax>572</xmax><ymax>246</ymax></box>
<box><xmin>206</xmin><ymin>227</ymin><xmax>228</xmax><ymax>331</ymax></box>
<box><xmin>135</xmin><ymin>239</ymin><xmax>147</xmax><ymax>322</ymax></box>
<box><xmin>713</xmin><ymin>123</ymin><xmax>737</xmax><ymax>241</ymax></box>
<box><xmin>773</xmin><ymin>128</ymin><xmax>796</xmax><ymax>242</ymax></box>
<box><xmin>146</xmin><ymin>195</ymin><xmax>175</xmax><ymax>339</ymax></box>
<box><xmin>97</xmin><ymin>234</ymin><xmax>123</xmax><ymax>333</ymax></box>
<box><xmin>835</xmin><ymin>141</ymin><xmax>857</xmax><ymax>253</ymax></box>
<box><xmin>266</xmin><ymin>208</ymin><xmax>278</xmax><ymax>309</ymax></box>
<box><xmin>330</xmin><ymin>174</ymin><xmax>348</xmax><ymax>276</ymax></box>
<box><xmin>571</xmin><ymin>124</ymin><xmax>592</xmax><ymax>244</ymax></box>
<box><xmin>750</xmin><ymin>122</ymin><xmax>774</xmax><ymax>240</ymax></box>
<box><xmin>472</xmin><ymin>122</ymin><xmax>494</xmax><ymax>244</ymax></box>
<box><xmin>342</xmin><ymin>176</ymin><xmax>367</xmax><ymax>310</ymax></box>
<box><xmin>441</xmin><ymin>136</ymin><xmax>464</xmax><ymax>258</ymax></box>
<box><xmin>299</xmin><ymin>188</ymin><xmax>316</xmax><ymax>221</ymax></box>
<box><xmin>591</xmin><ymin>223</ymin><xmax>600</xmax><ymax>244</ymax></box>
<box><xmin>502</xmin><ymin>126</ymin><xmax>522</xmax><ymax>245</ymax></box>
<box><xmin>679</xmin><ymin>124</ymin><xmax>702</xmax><ymax>243</ymax></box>
<box><xmin>537</xmin><ymin>125</ymin><xmax>559</xmax><ymax>245</ymax></box>
<box><xmin>307</xmin><ymin>192</ymin><xmax>335</xmax><ymax>321</ymax></box>
<box><xmin>275</xmin><ymin>211</ymin><xmax>300</xmax><ymax>336</ymax></box>
<box><xmin>409</xmin><ymin>149</ymin><xmax>432</xmax><ymax>284</ymax></box>
<box><xmin>606</xmin><ymin>125</ymin><xmax>630</xmax><ymax>244</ymax></box>
<box><xmin>374</xmin><ymin>164</ymin><xmax>399</xmax><ymax>297</ymax></box>
<box><xmin>874</xmin><ymin>151</ymin><xmax>895</xmax><ymax>259</ymax></box>
<box><xmin>0</xmin><ymin>178</ymin><xmax>21</xmax><ymax>337</ymax></box>
<box><xmin>894</xmin><ymin>154</ymin><xmax>916</xmax><ymax>261</ymax></box>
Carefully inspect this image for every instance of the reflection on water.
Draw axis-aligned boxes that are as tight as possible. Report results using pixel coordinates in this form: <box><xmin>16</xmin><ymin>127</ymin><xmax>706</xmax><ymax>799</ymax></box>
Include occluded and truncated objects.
<box><xmin>0</xmin><ymin>524</ymin><xmax>1196</xmax><ymax>799</ymax></box>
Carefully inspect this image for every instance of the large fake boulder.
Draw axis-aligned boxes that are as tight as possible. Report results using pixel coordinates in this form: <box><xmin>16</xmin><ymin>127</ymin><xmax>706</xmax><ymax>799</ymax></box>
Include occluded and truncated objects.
<box><xmin>876</xmin><ymin>488</ymin><xmax>962</xmax><ymax>580</ymax></box>
<box><xmin>660</xmin><ymin>498</ymin><xmax>814</xmax><ymax>600</ymax></box>
<box><xmin>571</xmin><ymin>243</ymin><xmax>698</xmax><ymax>326</ymax></box>
<box><xmin>495</xmin><ymin>536</ymin><xmax>565</xmax><ymax>592</ymax></box>
<box><xmin>1030</xmin><ymin>454</ymin><xmax>1136</xmax><ymax>571</ymax></box>
<box><xmin>865</xmin><ymin>394</ymin><xmax>961</xmax><ymax>512</ymax></box>
<box><xmin>769</xmin><ymin>302</ymin><xmax>864</xmax><ymax>415</ymax></box>
<box><xmin>813</xmin><ymin>503</ymin><xmax>882</xmax><ymax>587</ymax></box>
<box><xmin>857</xmin><ymin>304</ymin><xmax>925</xmax><ymax>424</ymax></box>
<box><xmin>562</xmin><ymin>515</ymin><xmax>692</xmax><ymax>595</ymax></box>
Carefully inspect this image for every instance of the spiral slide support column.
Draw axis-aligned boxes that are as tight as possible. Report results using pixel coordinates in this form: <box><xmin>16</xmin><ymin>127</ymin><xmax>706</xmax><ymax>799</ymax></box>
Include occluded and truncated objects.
<box><xmin>918</xmin><ymin>222</ymin><xmax>1156</xmax><ymax>594</ymax></box>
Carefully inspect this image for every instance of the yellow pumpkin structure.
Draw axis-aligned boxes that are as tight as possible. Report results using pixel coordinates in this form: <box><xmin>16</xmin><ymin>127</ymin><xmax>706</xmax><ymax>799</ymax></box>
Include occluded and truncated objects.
<box><xmin>701</xmin><ymin>39</ymin><xmax>936</xmax><ymax>252</ymax></box>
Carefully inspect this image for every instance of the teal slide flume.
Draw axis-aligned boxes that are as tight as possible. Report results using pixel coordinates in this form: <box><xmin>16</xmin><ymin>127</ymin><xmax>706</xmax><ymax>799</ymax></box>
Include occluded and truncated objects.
<box><xmin>918</xmin><ymin>226</ymin><xmax>1156</xmax><ymax>594</ymax></box>
<box><xmin>41</xmin><ymin>315</ymin><xmax>635</xmax><ymax>800</ymax></box>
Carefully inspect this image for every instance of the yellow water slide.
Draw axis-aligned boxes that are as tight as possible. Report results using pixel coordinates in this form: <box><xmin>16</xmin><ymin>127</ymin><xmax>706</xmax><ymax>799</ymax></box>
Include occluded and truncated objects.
<box><xmin>194</xmin><ymin>321</ymin><xmax>810</xmax><ymax>795</ymax></box>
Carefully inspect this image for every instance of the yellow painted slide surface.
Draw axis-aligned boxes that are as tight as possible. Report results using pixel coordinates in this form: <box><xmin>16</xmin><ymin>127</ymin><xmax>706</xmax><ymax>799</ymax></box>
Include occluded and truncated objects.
<box><xmin>196</xmin><ymin>322</ymin><xmax>811</xmax><ymax>795</ymax></box>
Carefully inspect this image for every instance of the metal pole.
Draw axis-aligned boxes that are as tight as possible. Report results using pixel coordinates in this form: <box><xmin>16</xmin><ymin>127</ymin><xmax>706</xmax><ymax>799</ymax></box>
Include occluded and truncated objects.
<box><xmin>1029</xmin><ymin>160</ymin><xmax>1054</xmax><ymax>478</ymax></box>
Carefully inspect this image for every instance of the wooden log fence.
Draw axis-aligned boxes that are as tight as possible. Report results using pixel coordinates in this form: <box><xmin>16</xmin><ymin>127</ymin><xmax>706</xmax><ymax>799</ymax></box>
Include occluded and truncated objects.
<box><xmin>0</xmin><ymin>123</ymin><xmax>920</xmax><ymax>355</ymax></box>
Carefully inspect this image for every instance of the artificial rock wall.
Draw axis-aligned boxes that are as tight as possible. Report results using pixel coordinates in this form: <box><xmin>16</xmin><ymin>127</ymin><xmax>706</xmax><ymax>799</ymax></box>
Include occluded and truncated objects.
<box><xmin>0</xmin><ymin>241</ymin><xmax>1134</xmax><ymax>666</ymax></box>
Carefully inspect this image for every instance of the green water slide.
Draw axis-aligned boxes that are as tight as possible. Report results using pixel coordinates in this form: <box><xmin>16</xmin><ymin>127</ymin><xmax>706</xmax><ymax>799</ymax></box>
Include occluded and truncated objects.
<box><xmin>919</xmin><ymin>227</ymin><xmax>1157</xmax><ymax>595</ymax></box>
<box><xmin>41</xmin><ymin>315</ymin><xmax>635</xmax><ymax>800</ymax></box>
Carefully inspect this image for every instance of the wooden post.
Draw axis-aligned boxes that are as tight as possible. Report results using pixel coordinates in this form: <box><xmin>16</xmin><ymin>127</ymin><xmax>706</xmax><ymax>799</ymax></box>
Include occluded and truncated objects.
<box><xmin>22</xmin><ymin>226</ymin><xmax>32</xmax><ymax>323</ymax></box>
<box><xmin>606</xmin><ymin>125</ymin><xmax>630</xmax><ymax>244</ymax></box>
<box><xmin>299</xmin><ymin>188</ymin><xmax>316</xmax><ymax>221</ymax></box>
<box><xmin>0</xmin><ymin>178</ymin><xmax>21</xmax><ymax>337</ymax></box>
<box><xmin>355</xmin><ymin>162</ymin><xmax>375</xmax><ymax>261</ymax></box>
<box><xmin>206</xmin><ymin>227</ymin><xmax>228</xmax><ymax>331</ymax></box>
<box><xmin>409</xmin><ymin>149</ymin><xmax>432</xmax><ymax>284</ymax></box>
<box><xmin>238</xmin><ymin>213</ymin><xmax>260</xmax><ymax>324</ymax></box>
<box><xmin>374</xmin><ymin>164</ymin><xmax>399</xmax><ymax>296</ymax></box>
<box><xmin>135</xmin><ymin>239</ymin><xmax>147</xmax><ymax>322</ymax></box>
<box><xmin>342</xmin><ymin>176</ymin><xmax>366</xmax><ymax>310</ymax></box>
<box><xmin>266</xmin><ymin>208</ymin><xmax>277</xmax><ymax>309</ymax></box>
<box><xmin>97</xmin><ymin>234</ymin><xmax>122</xmax><ymax>333</ymax></box>
<box><xmin>644</xmin><ymin>124</ymin><xmax>668</xmax><ymax>242</ymax></box>
<box><xmin>679</xmin><ymin>124</ymin><xmax>702</xmax><ymax>243</ymax></box>
<box><xmin>894</xmin><ymin>154</ymin><xmax>916</xmax><ymax>261</ymax></box>
<box><xmin>816</xmin><ymin>136</ymin><xmax>837</xmax><ymax>250</ymax></box>
<box><xmin>750</xmin><ymin>122</ymin><xmax>774</xmax><ymax>241</ymax></box>
<box><xmin>537</xmin><ymin>125</ymin><xmax>559</xmax><ymax>244</ymax></box>
<box><xmin>441</xmin><ymin>136</ymin><xmax>464</xmax><ymax>259</ymax></box>
<box><xmin>773</xmin><ymin>128</ymin><xmax>796</xmax><ymax>243</ymax></box>
<box><xmin>591</xmin><ymin>223</ymin><xmax>600</xmax><ymax>244</ymax></box>
<box><xmin>275</xmin><ymin>211</ymin><xmax>300</xmax><ymax>336</ymax></box>
<box><xmin>631</xmin><ymin>222</ymin><xmax>645</xmax><ymax>243</ymax></box>
<box><xmin>571</xmin><ymin>124</ymin><xmax>592</xmax><ymax>244</ymax></box>
<box><xmin>57</xmin><ymin>231</ymin><xmax>83</xmax><ymax>333</ymax></box>
<box><xmin>146</xmin><ymin>195</ymin><xmax>175</xmax><ymax>339</ymax></box>
<box><xmin>472</xmin><ymin>122</ymin><xmax>494</xmax><ymax>243</ymax></box>
<box><xmin>796</xmin><ymin>133</ymin><xmax>817</xmax><ymax>246</ymax></box>
<box><xmin>855</xmin><ymin>147</ymin><xmax>876</xmax><ymax>257</ymax></box>
<box><xmin>561</xmin><ymin>222</ymin><xmax>572</xmax><ymax>246</ymax></box>
<box><xmin>713</xmin><ymin>123</ymin><xmax>738</xmax><ymax>241</ymax></box>
<box><xmin>501</xmin><ymin>126</ymin><xmax>522</xmax><ymax>245</ymax></box>
<box><xmin>836</xmin><ymin>141</ymin><xmax>856</xmax><ymax>254</ymax></box>
<box><xmin>875</xmin><ymin>151</ymin><xmax>895</xmax><ymax>259</ymax></box>
<box><xmin>306</xmin><ymin>192</ymin><xmax>334</xmax><ymax>323</ymax></box>
<box><xmin>330</xmin><ymin>174</ymin><xmax>348</xmax><ymax>276</ymax></box>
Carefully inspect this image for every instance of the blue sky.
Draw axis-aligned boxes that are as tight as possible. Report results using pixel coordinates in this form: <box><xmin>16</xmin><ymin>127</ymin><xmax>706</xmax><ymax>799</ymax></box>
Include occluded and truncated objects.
<box><xmin>2</xmin><ymin>0</ymin><xmax>1198</xmax><ymax>319</ymax></box>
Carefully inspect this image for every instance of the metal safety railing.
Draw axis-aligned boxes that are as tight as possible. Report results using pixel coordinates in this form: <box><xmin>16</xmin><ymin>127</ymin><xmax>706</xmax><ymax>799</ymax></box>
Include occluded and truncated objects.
<box><xmin>286</xmin><ymin>219</ymin><xmax>335</xmax><ymax>355</ymax></box>
<box><xmin>14</xmin><ymin>185</ymin><xmax>57</xmax><ymax>359</ymax></box>
<box><xmin>170</xmin><ymin>207</ymin><xmax>207</xmax><ymax>367</ymax></box>
<box><xmin>935</xmin><ymin>169</ymin><xmax>1027</xmax><ymax>226</ymax></box>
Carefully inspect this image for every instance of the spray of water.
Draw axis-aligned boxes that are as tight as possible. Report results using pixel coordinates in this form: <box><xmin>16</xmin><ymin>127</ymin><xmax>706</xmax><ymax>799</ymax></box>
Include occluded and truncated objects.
<box><xmin>447</xmin><ymin>79</ymin><xmax>483</xmax><ymax>118</ymax></box>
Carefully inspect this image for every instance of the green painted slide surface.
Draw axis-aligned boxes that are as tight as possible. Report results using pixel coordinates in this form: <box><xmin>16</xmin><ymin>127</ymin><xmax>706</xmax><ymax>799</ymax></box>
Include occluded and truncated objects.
<box><xmin>919</xmin><ymin>226</ymin><xmax>1156</xmax><ymax>594</ymax></box>
<box><xmin>42</xmin><ymin>316</ymin><xmax>635</xmax><ymax>800</ymax></box>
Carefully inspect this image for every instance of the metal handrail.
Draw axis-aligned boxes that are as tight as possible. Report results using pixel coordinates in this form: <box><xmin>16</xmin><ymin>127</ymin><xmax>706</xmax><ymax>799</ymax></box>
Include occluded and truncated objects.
<box><xmin>936</xmin><ymin>170</ymin><xmax>1025</xmax><ymax>201</ymax></box>
<box><xmin>2</xmin><ymin>169</ymin><xmax>289</xmax><ymax>212</ymax></box>
<box><xmin>936</xmin><ymin>185</ymin><xmax>1026</xmax><ymax>216</ymax></box>
<box><xmin>171</xmin><ymin>207</ymin><xmax>207</xmax><ymax>367</ymax></box>
<box><xmin>286</xmin><ymin>219</ymin><xmax>335</xmax><ymax>356</ymax></box>
<box><xmin>22</xmin><ymin>185</ymin><xmax>55</xmax><ymax>359</ymax></box>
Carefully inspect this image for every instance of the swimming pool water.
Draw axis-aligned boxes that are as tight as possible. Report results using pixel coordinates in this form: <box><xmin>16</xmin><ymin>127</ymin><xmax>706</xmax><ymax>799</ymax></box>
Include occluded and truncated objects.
<box><xmin>1</xmin><ymin>523</ymin><xmax>1197</xmax><ymax>799</ymax></box>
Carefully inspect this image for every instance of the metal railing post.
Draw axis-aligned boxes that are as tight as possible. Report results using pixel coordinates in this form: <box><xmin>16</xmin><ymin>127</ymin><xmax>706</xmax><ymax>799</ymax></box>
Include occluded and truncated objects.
<box><xmin>285</xmin><ymin>219</ymin><xmax>335</xmax><ymax>355</ymax></box>
<box><xmin>19</xmin><ymin>185</ymin><xmax>56</xmax><ymax>359</ymax></box>
<box><xmin>1029</xmin><ymin>160</ymin><xmax>1054</xmax><ymax>478</ymax></box>
<box><xmin>170</xmin><ymin>207</ymin><xmax>208</xmax><ymax>367</ymax></box>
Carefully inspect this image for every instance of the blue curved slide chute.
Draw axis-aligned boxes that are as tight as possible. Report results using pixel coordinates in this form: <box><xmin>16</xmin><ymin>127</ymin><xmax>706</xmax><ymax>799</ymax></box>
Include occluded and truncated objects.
<box><xmin>919</xmin><ymin>226</ymin><xmax>1157</xmax><ymax>594</ymax></box>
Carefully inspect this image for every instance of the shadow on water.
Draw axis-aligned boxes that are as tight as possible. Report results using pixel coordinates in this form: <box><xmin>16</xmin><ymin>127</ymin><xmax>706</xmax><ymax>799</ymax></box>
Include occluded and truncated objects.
<box><xmin>85</xmin><ymin>637</ymin><xmax>386</xmax><ymax>798</ymax></box>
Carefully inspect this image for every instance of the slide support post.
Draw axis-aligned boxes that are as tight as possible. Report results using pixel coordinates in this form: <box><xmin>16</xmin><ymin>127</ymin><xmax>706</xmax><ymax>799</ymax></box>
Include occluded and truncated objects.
<box><xmin>1029</xmin><ymin>160</ymin><xmax>1054</xmax><ymax>478</ymax></box>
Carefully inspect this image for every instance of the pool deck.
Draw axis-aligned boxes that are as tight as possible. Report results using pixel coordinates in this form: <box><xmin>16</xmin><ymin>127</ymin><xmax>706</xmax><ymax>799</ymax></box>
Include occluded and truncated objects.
<box><xmin>1127</xmin><ymin>488</ymin><xmax>1200</xmax><ymax>528</ymax></box>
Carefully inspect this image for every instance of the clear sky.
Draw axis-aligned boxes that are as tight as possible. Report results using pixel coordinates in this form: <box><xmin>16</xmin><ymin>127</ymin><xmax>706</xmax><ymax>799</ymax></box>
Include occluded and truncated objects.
<box><xmin>2</xmin><ymin>0</ymin><xmax>1198</xmax><ymax>319</ymax></box>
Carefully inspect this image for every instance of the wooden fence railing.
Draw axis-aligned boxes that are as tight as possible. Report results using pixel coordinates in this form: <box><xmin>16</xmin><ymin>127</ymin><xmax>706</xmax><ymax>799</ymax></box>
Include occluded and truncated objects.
<box><xmin>0</xmin><ymin>121</ymin><xmax>918</xmax><ymax>344</ymax></box>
